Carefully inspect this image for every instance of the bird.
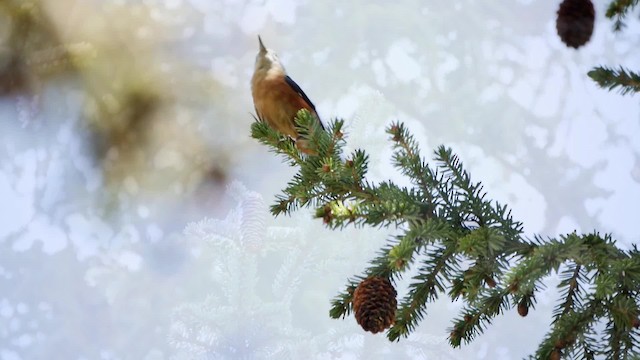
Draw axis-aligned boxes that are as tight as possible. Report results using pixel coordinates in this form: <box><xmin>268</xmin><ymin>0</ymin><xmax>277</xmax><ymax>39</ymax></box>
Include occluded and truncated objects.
<box><xmin>251</xmin><ymin>36</ymin><xmax>324</xmax><ymax>154</ymax></box>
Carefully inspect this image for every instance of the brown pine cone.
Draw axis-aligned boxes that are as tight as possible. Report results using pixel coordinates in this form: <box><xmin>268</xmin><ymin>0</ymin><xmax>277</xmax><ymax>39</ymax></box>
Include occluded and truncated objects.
<box><xmin>517</xmin><ymin>298</ymin><xmax>529</xmax><ymax>317</ymax></box>
<box><xmin>556</xmin><ymin>0</ymin><xmax>595</xmax><ymax>49</ymax></box>
<box><xmin>352</xmin><ymin>276</ymin><xmax>397</xmax><ymax>333</ymax></box>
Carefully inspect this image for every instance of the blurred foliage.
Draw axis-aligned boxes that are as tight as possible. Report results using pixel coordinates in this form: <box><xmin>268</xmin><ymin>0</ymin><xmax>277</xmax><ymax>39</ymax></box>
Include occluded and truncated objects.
<box><xmin>0</xmin><ymin>0</ymin><xmax>235</xmax><ymax>212</ymax></box>
<box><xmin>606</xmin><ymin>0</ymin><xmax>639</xmax><ymax>30</ymax></box>
<box><xmin>0</xmin><ymin>1</ymin><xmax>68</xmax><ymax>94</ymax></box>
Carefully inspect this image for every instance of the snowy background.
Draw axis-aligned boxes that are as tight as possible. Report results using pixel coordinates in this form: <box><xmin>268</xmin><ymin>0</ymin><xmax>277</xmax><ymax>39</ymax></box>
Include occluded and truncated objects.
<box><xmin>1</xmin><ymin>0</ymin><xmax>639</xmax><ymax>359</ymax></box>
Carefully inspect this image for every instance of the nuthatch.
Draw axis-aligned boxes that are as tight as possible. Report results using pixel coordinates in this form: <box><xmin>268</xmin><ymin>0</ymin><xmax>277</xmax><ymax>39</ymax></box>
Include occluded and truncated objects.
<box><xmin>251</xmin><ymin>36</ymin><xmax>324</xmax><ymax>154</ymax></box>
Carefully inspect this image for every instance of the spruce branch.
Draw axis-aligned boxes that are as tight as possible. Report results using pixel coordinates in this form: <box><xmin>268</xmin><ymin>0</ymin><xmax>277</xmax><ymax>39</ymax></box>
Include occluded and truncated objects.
<box><xmin>391</xmin><ymin>242</ymin><xmax>459</xmax><ymax>341</ymax></box>
<box><xmin>588</xmin><ymin>66</ymin><xmax>640</xmax><ymax>95</ymax></box>
<box><xmin>534</xmin><ymin>298</ymin><xmax>605</xmax><ymax>359</ymax></box>
<box><xmin>449</xmin><ymin>287</ymin><xmax>511</xmax><ymax>347</ymax></box>
<box><xmin>251</xmin><ymin>112</ymin><xmax>640</xmax><ymax>358</ymax></box>
<box><xmin>556</xmin><ymin>264</ymin><xmax>585</xmax><ymax>317</ymax></box>
<box><xmin>605</xmin><ymin>0</ymin><xmax>640</xmax><ymax>31</ymax></box>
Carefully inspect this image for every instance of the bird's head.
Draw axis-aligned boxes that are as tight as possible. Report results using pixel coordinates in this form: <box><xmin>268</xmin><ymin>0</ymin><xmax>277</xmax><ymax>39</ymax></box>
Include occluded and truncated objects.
<box><xmin>254</xmin><ymin>36</ymin><xmax>284</xmax><ymax>72</ymax></box>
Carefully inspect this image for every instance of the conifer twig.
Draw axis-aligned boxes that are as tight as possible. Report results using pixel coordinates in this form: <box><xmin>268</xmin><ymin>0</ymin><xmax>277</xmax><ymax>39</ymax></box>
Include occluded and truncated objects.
<box><xmin>605</xmin><ymin>0</ymin><xmax>640</xmax><ymax>31</ymax></box>
<box><xmin>588</xmin><ymin>66</ymin><xmax>640</xmax><ymax>95</ymax></box>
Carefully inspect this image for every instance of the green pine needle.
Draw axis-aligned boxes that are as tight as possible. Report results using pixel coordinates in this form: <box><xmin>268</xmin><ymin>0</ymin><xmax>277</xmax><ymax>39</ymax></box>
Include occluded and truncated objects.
<box><xmin>588</xmin><ymin>66</ymin><xmax>640</xmax><ymax>95</ymax></box>
<box><xmin>605</xmin><ymin>0</ymin><xmax>640</xmax><ymax>31</ymax></box>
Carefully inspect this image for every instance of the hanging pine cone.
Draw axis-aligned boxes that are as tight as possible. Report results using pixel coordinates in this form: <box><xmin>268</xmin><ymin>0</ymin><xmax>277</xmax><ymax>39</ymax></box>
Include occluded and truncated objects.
<box><xmin>556</xmin><ymin>0</ymin><xmax>595</xmax><ymax>49</ymax></box>
<box><xmin>352</xmin><ymin>276</ymin><xmax>397</xmax><ymax>333</ymax></box>
<box><xmin>517</xmin><ymin>298</ymin><xmax>529</xmax><ymax>317</ymax></box>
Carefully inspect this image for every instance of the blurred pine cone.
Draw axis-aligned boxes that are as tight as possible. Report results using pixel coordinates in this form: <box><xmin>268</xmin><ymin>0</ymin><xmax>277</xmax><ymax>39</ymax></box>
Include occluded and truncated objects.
<box><xmin>352</xmin><ymin>276</ymin><xmax>397</xmax><ymax>333</ymax></box>
<box><xmin>517</xmin><ymin>298</ymin><xmax>529</xmax><ymax>317</ymax></box>
<box><xmin>556</xmin><ymin>0</ymin><xmax>595</xmax><ymax>48</ymax></box>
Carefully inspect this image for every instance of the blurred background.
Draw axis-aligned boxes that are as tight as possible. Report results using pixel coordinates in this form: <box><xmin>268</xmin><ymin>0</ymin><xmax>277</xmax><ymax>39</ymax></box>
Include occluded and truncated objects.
<box><xmin>0</xmin><ymin>0</ymin><xmax>638</xmax><ymax>359</ymax></box>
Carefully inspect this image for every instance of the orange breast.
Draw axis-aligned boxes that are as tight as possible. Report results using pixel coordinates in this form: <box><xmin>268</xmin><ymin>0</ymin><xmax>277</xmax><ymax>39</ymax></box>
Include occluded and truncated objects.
<box><xmin>252</xmin><ymin>77</ymin><xmax>317</xmax><ymax>138</ymax></box>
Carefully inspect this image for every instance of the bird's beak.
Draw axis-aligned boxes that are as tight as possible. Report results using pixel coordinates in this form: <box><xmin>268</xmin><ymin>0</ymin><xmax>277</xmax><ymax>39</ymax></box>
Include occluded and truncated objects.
<box><xmin>258</xmin><ymin>35</ymin><xmax>267</xmax><ymax>53</ymax></box>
